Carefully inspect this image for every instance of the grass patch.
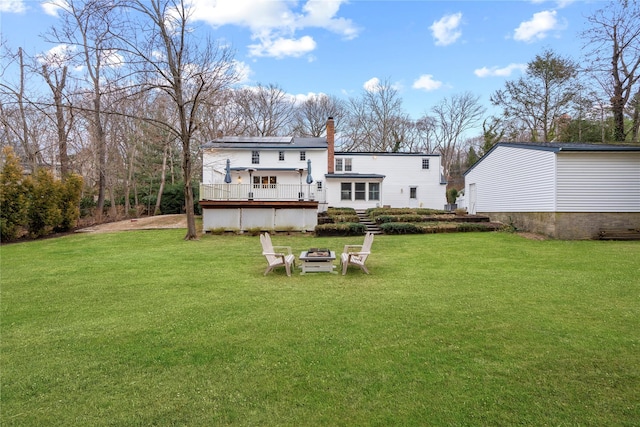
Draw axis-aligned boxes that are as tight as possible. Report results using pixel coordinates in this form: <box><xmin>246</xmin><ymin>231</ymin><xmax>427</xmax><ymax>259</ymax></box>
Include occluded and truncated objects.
<box><xmin>1</xmin><ymin>231</ymin><xmax>639</xmax><ymax>425</ymax></box>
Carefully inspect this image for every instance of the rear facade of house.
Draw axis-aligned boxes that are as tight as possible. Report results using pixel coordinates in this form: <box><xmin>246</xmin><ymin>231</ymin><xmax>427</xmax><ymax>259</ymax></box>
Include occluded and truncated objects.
<box><xmin>199</xmin><ymin>118</ymin><xmax>447</xmax><ymax>232</ymax></box>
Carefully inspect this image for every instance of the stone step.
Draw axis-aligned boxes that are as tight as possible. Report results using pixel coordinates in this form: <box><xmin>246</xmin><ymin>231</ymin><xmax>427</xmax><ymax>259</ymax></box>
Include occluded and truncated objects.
<box><xmin>355</xmin><ymin>210</ymin><xmax>382</xmax><ymax>234</ymax></box>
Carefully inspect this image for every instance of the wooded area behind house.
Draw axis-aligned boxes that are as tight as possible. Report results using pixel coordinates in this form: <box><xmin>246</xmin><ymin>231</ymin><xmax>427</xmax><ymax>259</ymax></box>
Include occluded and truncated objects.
<box><xmin>1</xmin><ymin>0</ymin><xmax>639</xmax><ymax>240</ymax></box>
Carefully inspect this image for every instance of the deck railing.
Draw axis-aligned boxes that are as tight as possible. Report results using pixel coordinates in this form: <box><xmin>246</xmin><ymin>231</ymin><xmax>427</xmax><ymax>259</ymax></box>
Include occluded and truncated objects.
<box><xmin>200</xmin><ymin>183</ymin><xmax>324</xmax><ymax>202</ymax></box>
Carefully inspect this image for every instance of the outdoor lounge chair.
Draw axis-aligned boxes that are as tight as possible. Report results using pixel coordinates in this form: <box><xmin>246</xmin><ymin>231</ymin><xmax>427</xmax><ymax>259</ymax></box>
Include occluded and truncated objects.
<box><xmin>260</xmin><ymin>232</ymin><xmax>295</xmax><ymax>276</ymax></box>
<box><xmin>340</xmin><ymin>232</ymin><xmax>374</xmax><ymax>275</ymax></box>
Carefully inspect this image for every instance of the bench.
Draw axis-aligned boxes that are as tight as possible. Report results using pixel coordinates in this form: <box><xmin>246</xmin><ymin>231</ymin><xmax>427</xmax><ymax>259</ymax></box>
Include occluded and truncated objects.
<box><xmin>598</xmin><ymin>228</ymin><xmax>640</xmax><ymax>241</ymax></box>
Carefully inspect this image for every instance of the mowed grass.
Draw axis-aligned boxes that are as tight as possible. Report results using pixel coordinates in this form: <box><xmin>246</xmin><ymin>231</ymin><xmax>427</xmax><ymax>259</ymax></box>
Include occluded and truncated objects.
<box><xmin>1</xmin><ymin>230</ymin><xmax>639</xmax><ymax>426</ymax></box>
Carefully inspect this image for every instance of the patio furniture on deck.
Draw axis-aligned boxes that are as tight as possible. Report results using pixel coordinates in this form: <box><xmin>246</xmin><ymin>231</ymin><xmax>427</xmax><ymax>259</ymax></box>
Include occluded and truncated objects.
<box><xmin>340</xmin><ymin>232</ymin><xmax>374</xmax><ymax>275</ymax></box>
<box><xmin>260</xmin><ymin>232</ymin><xmax>295</xmax><ymax>277</ymax></box>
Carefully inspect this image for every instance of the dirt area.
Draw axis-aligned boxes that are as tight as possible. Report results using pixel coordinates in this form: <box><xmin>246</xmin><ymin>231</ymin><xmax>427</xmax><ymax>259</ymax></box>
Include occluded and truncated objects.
<box><xmin>76</xmin><ymin>214</ymin><xmax>188</xmax><ymax>233</ymax></box>
<box><xmin>516</xmin><ymin>232</ymin><xmax>547</xmax><ymax>240</ymax></box>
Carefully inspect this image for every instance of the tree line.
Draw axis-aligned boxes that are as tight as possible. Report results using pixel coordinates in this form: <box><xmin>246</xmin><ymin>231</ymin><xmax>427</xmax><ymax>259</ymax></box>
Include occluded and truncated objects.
<box><xmin>1</xmin><ymin>0</ymin><xmax>638</xmax><ymax>240</ymax></box>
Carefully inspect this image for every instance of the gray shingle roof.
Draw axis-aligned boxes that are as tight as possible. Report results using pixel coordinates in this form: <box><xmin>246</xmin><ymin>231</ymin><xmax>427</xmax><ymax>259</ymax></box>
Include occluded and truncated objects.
<box><xmin>202</xmin><ymin>136</ymin><xmax>327</xmax><ymax>150</ymax></box>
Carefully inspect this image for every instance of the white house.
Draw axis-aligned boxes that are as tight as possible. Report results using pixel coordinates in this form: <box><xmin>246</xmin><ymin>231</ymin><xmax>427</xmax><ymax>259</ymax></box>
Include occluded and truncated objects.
<box><xmin>199</xmin><ymin>118</ymin><xmax>447</xmax><ymax>232</ymax></box>
<box><xmin>463</xmin><ymin>142</ymin><xmax>640</xmax><ymax>239</ymax></box>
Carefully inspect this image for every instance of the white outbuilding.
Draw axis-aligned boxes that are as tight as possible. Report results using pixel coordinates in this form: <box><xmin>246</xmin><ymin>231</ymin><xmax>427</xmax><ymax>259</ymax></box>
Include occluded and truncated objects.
<box><xmin>463</xmin><ymin>142</ymin><xmax>640</xmax><ymax>239</ymax></box>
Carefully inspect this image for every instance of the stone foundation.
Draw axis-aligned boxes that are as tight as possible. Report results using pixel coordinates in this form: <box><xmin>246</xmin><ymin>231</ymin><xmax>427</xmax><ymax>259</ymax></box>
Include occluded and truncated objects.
<box><xmin>482</xmin><ymin>211</ymin><xmax>640</xmax><ymax>240</ymax></box>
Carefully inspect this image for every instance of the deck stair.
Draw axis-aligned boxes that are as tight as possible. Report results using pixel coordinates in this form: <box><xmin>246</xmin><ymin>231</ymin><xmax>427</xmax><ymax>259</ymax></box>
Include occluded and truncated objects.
<box><xmin>355</xmin><ymin>210</ymin><xmax>382</xmax><ymax>235</ymax></box>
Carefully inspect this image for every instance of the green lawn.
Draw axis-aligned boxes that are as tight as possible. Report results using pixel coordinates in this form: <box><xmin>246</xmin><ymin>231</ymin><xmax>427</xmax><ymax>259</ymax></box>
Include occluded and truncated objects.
<box><xmin>1</xmin><ymin>230</ymin><xmax>638</xmax><ymax>426</ymax></box>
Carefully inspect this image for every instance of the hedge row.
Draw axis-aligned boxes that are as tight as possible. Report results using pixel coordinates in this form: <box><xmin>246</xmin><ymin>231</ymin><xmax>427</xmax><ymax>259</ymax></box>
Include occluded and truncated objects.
<box><xmin>379</xmin><ymin>222</ymin><xmax>506</xmax><ymax>235</ymax></box>
<box><xmin>365</xmin><ymin>207</ymin><xmax>447</xmax><ymax>217</ymax></box>
<box><xmin>1</xmin><ymin>147</ymin><xmax>83</xmax><ymax>241</ymax></box>
<box><xmin>315</xmin><ymin>222</ymin><xmax>367</xmax><ymax>237</ymax></box>
<box><xmin>317</xmin><ymin>207</ymin><xmax>360</xmax><ymax>225</ymax></box>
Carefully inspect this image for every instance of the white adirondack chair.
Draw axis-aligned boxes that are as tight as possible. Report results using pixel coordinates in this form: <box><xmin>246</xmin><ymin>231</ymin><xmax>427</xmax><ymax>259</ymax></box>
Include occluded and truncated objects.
<box><xmin>260</xmin><ymin>232</ymin><xmax>295</xmax><ymax>277</ymax></box>
<box><xmin>340</xmin><ymin>232</ymin><xmax>374</xmax><ymax>275</ymax></box>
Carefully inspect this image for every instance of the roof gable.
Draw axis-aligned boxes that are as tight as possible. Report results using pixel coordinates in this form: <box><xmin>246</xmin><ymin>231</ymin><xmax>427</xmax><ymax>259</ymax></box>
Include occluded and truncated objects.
<box><xmin>464</xmin><ymin>142</ymin><xmax>640</xmax><ymax>176</ymax></box>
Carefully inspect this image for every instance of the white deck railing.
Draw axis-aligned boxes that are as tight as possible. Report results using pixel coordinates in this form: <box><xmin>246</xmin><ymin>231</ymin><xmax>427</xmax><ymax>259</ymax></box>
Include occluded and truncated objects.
<box><xmin>200</xmin><ymin>183</ymin><xmax>324</xmax><ymax>202</ymax></box>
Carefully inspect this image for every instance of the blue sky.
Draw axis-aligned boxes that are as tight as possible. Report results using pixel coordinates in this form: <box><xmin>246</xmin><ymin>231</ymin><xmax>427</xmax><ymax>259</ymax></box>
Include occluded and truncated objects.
<box><xmin>1</xmin><ymin>0</ymin><xmax>604</xmax><ymax>122</ymax></box>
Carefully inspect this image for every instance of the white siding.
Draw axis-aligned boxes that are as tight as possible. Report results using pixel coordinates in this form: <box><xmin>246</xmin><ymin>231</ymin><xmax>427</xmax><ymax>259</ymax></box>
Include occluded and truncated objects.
<box><xmin>556</xmin><ymin>152</ymin><xmax>640</xmax><ymax>212</ymax></box>
<box><xmin>465</xmin><ymin>146</ymin><xmax>556</xmax><ymax>212</ymax></box>
<box><xmin>328</xmin><ymin>154</ymin><xmax>446</xmax><ymax>209</ymax></box>
<box><xmin>202</xmin><ymin>148</ymin><xmax>328</xmax><ymax>186</ymax></box>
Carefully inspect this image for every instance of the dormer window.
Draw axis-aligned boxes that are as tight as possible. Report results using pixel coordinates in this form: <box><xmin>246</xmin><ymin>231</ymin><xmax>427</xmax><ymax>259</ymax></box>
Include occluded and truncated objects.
<box><xmin>252</xmin><ymin>151</ymin><xmax>260</xmax><ymax>164</ymax></box>
<box><xmin>335</xmin><ymin>158</ymin><xmax>343</xmax><ymax>172</ymax></box>
<box><xmin>422</xmin><ymin>158</ymin><xmax>430</xmax><ymax>169</ymax></box>
<box><xmin>300</xmin><ymin>151</ymin><xmax>306</xmax><ymax>161</ymax></box>
<box><xmin>279</xmin><ymin>151</ymin><xmax>285</xmax><ymax>161</ymax></box>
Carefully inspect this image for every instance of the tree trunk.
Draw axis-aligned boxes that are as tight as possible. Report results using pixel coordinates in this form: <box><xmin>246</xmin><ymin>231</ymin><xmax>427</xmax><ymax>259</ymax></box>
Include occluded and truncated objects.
<box><xmin>17</xmin><ymin>48</ymin><xmax>38</xmax><ymax>173</ymax></box>
<box><xmin>154</xmin><ymin>143</ymin><xmax>168</xmax><ymax>215</ymax></box>
<box><xmin>631</xmin><ymin>90</ymin><xmax>640</xmax><ymax>143</ymax></box>
<box><xmin>94</xmin><ymin>95</ymin><xmax>107</xmax><ymax>218</ymax></box>
<box><xmin>182</xmin><ymin>138</ymin><xmax>197</xmax><ymax>240</ymax></box>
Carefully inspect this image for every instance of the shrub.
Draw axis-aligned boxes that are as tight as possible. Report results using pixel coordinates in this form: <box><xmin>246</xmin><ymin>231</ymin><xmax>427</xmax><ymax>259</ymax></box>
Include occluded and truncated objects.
<box><xmin>79</xmin><ymin>196</ymin><xmax>96</xmax><ymax>218</ymax></box>
<box><xmin>246</xmin><ymin>227</ymin><xmax>262</xmax><ymax>236</ymax></box>
<box><xmin>330</xmin><ymin>214</ymin><xmax>360</xmax><ymax>223</ymax></box>
<box><xmin>158</xmin><ymin>182</ymin><xmax>202</xmax><ymax>215</ymax></box>
<box><xmin>415</xmin><ymin>208</ymin><xmax>447</xmax><ymax>215</ymax></box>
<box><xmin>57</xmin><ymin>174</ymin><xmax>83</xmax><ymax>231</ymax></box>
<box><xmin>326</xmin><ymin>207</ymin><xmax>358</xmax><ymax>223</ymax></box>
<box><xmin>447</xmin><ymin>188</ymin><xmax>459</xmax><ymax>204</ymax></box>
<box><xmin>0</xmin><ymin>147</ymin><xmax>29</xmax><ymax>241</ymax></box>
<box><xmin>26</xmin><ymin>169</ymin><xmax>63</xmax><ymax>238</ymax></box>
<box><xmin>379</xmin><ymin>222</ymin><xmax>422</xmax><ymax>234</ymax></box>
<box><xmin>315</xmin><ymin>222</ymin><xmax>366</xmax><ymax>237</ymax></box>
<box><xmin>327</xmin><ymin>207</ymin><xmax>356</xmax><ymax>215</ymax></box>
<box><xmin>207</xmin><ymin>227</ymin><xmax>226</xmax><ymax>235</ymax></box>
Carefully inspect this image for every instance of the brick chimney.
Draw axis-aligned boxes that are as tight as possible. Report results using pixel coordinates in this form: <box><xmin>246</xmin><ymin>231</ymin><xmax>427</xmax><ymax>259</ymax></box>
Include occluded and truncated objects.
<box><xmin>327</xmin><ymin>117</ymin><xmax>335</xmax><ymax>174</ymax></box>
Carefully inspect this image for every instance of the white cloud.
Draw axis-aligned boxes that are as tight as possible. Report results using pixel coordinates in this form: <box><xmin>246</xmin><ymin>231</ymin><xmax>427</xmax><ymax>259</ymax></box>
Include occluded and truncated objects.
<box><xmin>363</xmin><ymin>77</ymin><xmax>380</xmax><ymax>92</ymax></box>
<box><xmin>187</xmin><ymin>0</ymin><xmax>359</xmax><ymax>59</ymax></box>
<box><xmin>292</xmin><ymin>91</ymin><xmax>328</xmax><ymax>105</ymax></box>
<box><xmin>412</xmin><ymin>74</ymin><xmax>443</xmax><ymax>91</ymax></box>
<box><xmin>0</xmin><ymin>0</ymin><xmax>26</xmax><ymax>13</ymax></box>
<box><xmin>102</xmin><ymin>49</ymin><xmax>125</xmax><ymax>68</ymax></box>
<box><xmin>513</xmin><ymin>10</ymin><xmax>561</xmax><ymax>43</ymax></box>
<box><xmin>430</xmin><ymin>12</ymin><xmax>462</xmax><ymax>46</ymax></box>
<box><xmin>248</xmin><ymin>35</ymin><xmax>316</xmax><ymax>59</ymax></box>
<box><xmin>299</xmin><ymin>0</ymin><xmax>359</xmax><ymax>40</ymax></box>
<box><xmin>231</xmin><ymin>60</ymin><xmax>252</xmax><ymax>84</ymax></box>
<box><xmin>36</xmin><ymin>44</ymin><xmax>75</xmax><ymax>67</ymax></box>
<box><xmin>531</xmin><ymin>0</ymin><xmax>575</xmax><ymax>7</ymax></box>
<box><xmin>474</xmin><ymin>63</ymin><xmax>527</xmax><ymax>78</ymax></box>
<box><xmin>41</xmin><ymin>0</ymin><xmax>65</xmax><ymax>17</ymax></box>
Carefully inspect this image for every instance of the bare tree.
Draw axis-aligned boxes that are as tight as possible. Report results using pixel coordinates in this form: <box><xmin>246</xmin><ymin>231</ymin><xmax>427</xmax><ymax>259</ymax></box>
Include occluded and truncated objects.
<box><xmin>291</xmin><ymin>94</ymin><xmax>346</xmax><ymax>137</ymax></box>
<box><xmin>45</xmin><ymin>0</ymin><xmax>123</xmax><ymax>216</ymax></box>
<box><xmin>235</xmin><ymin>83</ymin><xmax>297</xmax><ymax>136</ymax></box>
<box><xmin>342</xmin><ymin>78</ymin><xmax>413</xmax><ymax>152</ymax></box>
<box><xmin>0</xmin><ymin>47</ymin><xmax>42</xmax><ymax>172</ymax></box>
<box><xmin>40</xmin><ymin>60</ymin><xmax>73</xmax><ymax>179</ymax></box>
<box><xmin>429</xmin><ymin>92</ymin><xmax>485</xmax><ymax>181</ymax></box>
<box><xmin>121</xmin><ymin>0</ymin><xmax>238</xmax><ymax>239</ymax></box>
<box><xmin>196</xmin><ymin>89</ymin><xmax>249</xmax><ymax>139</ymax></box>
<box><xmin>491</xmin><ymin>49</ymin><xmax>579</xmax><ymax>142</ymax></box>
<box><xmin>414</xmin><ymin>115</ymin><xmax>438</xmax><ymax>153</ymax></box>
<box><xmin>582</xmin><ymin>0</ymin><xmax>640</xmax><ymax>142</ymax></box>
